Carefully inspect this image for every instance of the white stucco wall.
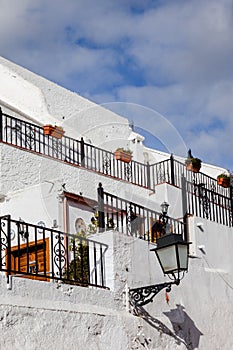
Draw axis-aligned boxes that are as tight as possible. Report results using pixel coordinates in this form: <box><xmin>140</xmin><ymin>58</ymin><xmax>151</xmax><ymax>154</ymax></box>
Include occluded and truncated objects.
<box><xmin>0</xmin><ymin>216</ymin><xmax>233</xmax><ymax>349</ymax></box>
<box><xmin>0</xmin><ymin>56</ymin><xmax>232</xmax><ymax>349</ymax></box>
<box><xmin>0</xmin><ymin>56</ymin><xmax>227</xmax><ymax>177</ymax></box>
<box><xmin>0</xmin><ymin>142</ymin><xmax>185</xmax><ymax>226</ymax></box>
<box><xmin>0</xmin><ymin>136</ymin><xmax>233</xmax><ymax>349</ymax></box>
<box><xmin>93</xmin><ymin>220</ymin><xmax>233</xmax><ymax>350</ymax></box>
<box><xmin>0</xmin><ymin>56</ymin><xmax>132</xmax><ymax>149</ymax></box>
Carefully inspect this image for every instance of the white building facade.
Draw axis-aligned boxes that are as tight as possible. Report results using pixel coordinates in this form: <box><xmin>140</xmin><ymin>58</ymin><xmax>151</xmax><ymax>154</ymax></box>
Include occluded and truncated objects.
<box><xmin>0</xmin><ymin>56</ymin><xmax>233</xmax><ymax>349</ymax></box>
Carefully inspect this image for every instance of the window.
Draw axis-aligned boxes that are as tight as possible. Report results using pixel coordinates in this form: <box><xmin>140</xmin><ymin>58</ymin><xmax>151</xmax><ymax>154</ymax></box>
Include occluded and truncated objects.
<box><xmin>9</xmin><ymin>238</ymin><xmax>50</xmax><ymax>281</ymax></box>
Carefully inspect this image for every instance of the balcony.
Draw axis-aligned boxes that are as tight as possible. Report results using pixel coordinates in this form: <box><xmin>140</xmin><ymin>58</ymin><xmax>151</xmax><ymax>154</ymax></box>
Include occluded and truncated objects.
<box><xmin>97</xmin><ymin>183</ymin><xmax>186</xmax><ymax>242</ymax></box>
<box><xmin>0</xmin><ymin>215</ymin><xmax>107</xmax><ymax>289</ymax></box>
<box><xmin>0</xmin><ymin>108</ymin><xmax>232</xmax><ymax>227</ymax></box>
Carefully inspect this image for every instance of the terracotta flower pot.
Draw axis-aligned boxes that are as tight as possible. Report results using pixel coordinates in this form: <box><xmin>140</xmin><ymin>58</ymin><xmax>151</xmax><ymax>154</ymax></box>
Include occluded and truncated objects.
<box><xmin>186</xmin><ymin>163</ymin><xmax>201</xmax><ymax>173</ymax></box>
<box><xmin>43</xmin><ymin>125</ymin><xmax>65</xmax><ymax>139</ymax></box>
<box><xmin>114</xmin><ymin>150</ymin><xmax>132</xmax><ymax>163</ymax></box>
<box><xmin>217</xmin><ymin>177</ymin><xmax>230</xmax><ymax>188</ymax></box>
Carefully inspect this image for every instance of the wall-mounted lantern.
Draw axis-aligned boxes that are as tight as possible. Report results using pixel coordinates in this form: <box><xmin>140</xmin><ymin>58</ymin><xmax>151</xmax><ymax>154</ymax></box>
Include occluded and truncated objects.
<box><xmin>129</xmin><ymin>202</ymin><xmax>190</xmax><ymax>307</ymax></box>
<box><xmin>153</xmin><ymin>233</ymin><xmax>189</xmax><ymax>281</ymax></box>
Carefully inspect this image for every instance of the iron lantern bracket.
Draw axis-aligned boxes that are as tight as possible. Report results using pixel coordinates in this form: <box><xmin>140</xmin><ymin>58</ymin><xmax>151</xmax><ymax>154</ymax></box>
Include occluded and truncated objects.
<box><xmin>129</xmin><ymin>280</ymin><xmax>179</xmax><ymax>307</ymax></box>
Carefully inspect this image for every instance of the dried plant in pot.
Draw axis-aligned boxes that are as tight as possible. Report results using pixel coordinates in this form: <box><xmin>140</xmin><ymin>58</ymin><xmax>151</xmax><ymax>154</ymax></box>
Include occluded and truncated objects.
<box><xmin>217</xmin><ymin>173</ymin><xmax>231</xmax><ymax>188</ymax></box>
<box><xmin>114</xmin><ymin>147</ymin><xmax>133</xmax><ymax>163</ymax></box>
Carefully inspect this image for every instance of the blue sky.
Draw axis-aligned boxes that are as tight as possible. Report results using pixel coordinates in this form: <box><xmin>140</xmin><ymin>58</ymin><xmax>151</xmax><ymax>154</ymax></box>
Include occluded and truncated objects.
<box><xmin>0</xmin><ymin>0</ymin><xmax>233</xmax><ymax>169</ymax></box>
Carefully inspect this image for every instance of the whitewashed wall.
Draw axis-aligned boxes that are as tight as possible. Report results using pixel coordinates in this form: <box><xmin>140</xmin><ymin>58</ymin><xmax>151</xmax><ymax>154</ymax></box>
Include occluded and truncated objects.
<box><xmin>0</xmin><ymin>56</ymin><xmax>131</xmax><ymax>150</ymax></box>
<box><xmin>0</xmin><ymin>56</ymin><xmax>227</xmax><ymax>178</ymax></box>
<box><xmin>0</xmin><ymin>216</ymin><xmax>233</xmax><ymax>349</ymax></box>
<box><xmin>0</xmin><ymin>56</ymin><xmax>232</xmax><ymax>349</ymax></box>
<box><xmin>0</xmin><ymin>143</ymin><xmax>185</xmax><ymax>227</ymax></box>
<box><xmin>87</xmin><ymin>219</ymin><xmax>233</xmax><ymax>350</ymax></box>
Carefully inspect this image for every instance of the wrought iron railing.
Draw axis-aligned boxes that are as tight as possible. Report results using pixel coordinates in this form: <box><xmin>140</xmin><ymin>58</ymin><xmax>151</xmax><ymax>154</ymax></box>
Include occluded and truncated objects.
<box><xmin>150</xmin><ymin>159</ymin><xmax>233</xmax><ymax>226</ymax></box>
<box><xmin>186</xmin><ymin>180</ymin><xmax>232</xmax><ymax>226</ymax></box>
<box><xmin>0</xmin><ymin>108</ymin><xmax>231</xmax><ymax>194</ymax></box>
<box><xmin>0</xmin><ymin>109</ymin><xmax>149</xmax><ymax>188</ymax></box>
<box><xmin>150</xmin><ymin>157</ymin><xmax>231</xmax><ymax>197</ymax></box>
<box><xmin>0</xmin><ymin>108</ymin><xmax>232</xmax><ymax>226</ymax></box>
<box><xmin>0</xmin><ymin>215</ymin><xmax>107</xmax><ymax>288</ymax></box>
<box><xmin>97</xmin><ymin>184</ymin><xmax>186</xmax><ymax>242</ymax></box>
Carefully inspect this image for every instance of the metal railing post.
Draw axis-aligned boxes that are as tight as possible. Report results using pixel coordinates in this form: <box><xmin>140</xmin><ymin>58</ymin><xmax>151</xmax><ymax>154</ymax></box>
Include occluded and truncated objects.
<box><xmin>147</xmin><ymin>162</ymin><xmax>151</xmax><ymax>190</ymax></box>
<box><xmin>170</xmin><ymin>154</ymin><xmax>175</xmax><ymax>185</ymax></box>
<box><xmin>81</xmin><ymin>137</ymin><xmax>85</xmax><ymax>166</ymax></box>
<box><xmin>97</xmin><ymin>183</ymin><xmax>105</xmax><ymax>232</ymax></box>
<box><xmin>7</xmin><ymin>215</ymin><xmax>11</xmax><ymax>278</ymax></box>
<box><xmin>181</xmin><ymin>173</ymin><xmax>188</xmax><ymax>218</ymax></box>
<box><xmin>0</xmin><ymin>107</ymin><xmax>2</xmax><ymax>142</ymax></box>
<box><xmin>230</xmin><ymin>185</ymin><xmax>233</xmax><ymax>227</ymax></box>
<box><xmin>183</xmin><ymin>212</ymin><xmax>188</xmax><ymax>243</ymax></box>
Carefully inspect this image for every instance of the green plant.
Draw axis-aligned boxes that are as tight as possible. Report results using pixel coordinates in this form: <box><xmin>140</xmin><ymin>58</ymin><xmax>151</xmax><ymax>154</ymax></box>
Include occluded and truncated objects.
<box><xmin>63</xmin><ymin>235</ymin><xmax>89</xmax><ymax>285</ymax></box>
<box><xmin>185</xmin><ymin>157</ymin><xmax>202</xmax><ymax>167</ymax></box>
<box><xmin>63</xmin><ymin>215</ymin><xmax>99</xmax><ymax>285</ymax></box>
<box><xmin>217</xmin><ymin>173</ymin><xmax>231</xmax><ymax>180</ymax></box>
<box><xmin>115</xmin><ymin>147</ymin><xmax>133</xmax><ymax>155</ymax></box>
<box><xmin>87</xmin><ymin>214</ymin><xmax>98</xmax><ymax>234</ymax></box>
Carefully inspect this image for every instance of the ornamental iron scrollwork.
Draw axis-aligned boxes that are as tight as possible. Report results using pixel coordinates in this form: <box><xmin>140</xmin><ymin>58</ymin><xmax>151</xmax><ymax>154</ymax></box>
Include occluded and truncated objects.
<box><xmin>24</xmin><ymin>125</ymin><xmax>35</xmax><ymax>149</ymax></box>
<box><xmin>6</xmin><ymin>122</ymin><xmax>36</xmax><ymax>150</ymax></box>
<box><xmin>103</xmin><ymin>154</ymin><xmax>111</xmax><ymax>175</ymax></box>
<box><xmin>210</xmin><ymin>181</ymin><xmax>217</xmax><ymax>203</ymax></box>
<box><xmin>126</xmin><ymin>204</ymin><xmax>142</xmax><ymax>237</ymax></box>
<box><xmin>52</xmin><ymin>138</ymin><xmax>62</xmax><ymax>157</ymax></box>
<box><xmin>54</xmin><ymin>233</ymin><xmax>67</xmax><ymax>277</ymax></box>
<box><xmin>200</xmin><ymin>186</ymin><xmax>210</xmax><ymax>219</ymax></box>
<box><xmin>126</xmin><ymin>204</ymin><xmax>135</xmax><ymax>235</ymax></box>
<box><xmin>126</xmin><ymin>204</ymin><xmax>131</xmax><ymax>235</ymax></box>
<box><xmin>192</xmin><ymin>173</ymin><xmax>198</xmax><ymax>194</ymax></box>
<box><xmin>194</xmin><ymin>182</ymin><xmax>210</xmax><ymax>219</ymax></box>
<box><xmin>129</xmin><ymin>281</ymin><xmax>178</xmax><ymax>307</ymax></box>
<box><xmin>0</xmin><ymin>219</ymin><xmax>8</xmax><ymax>268</ymax></box>
<box><xmin>4</xmin><ymin>122</ymin><xmax>22</xmax><ymax>144</ymax></box>
<box><xmin>192</xmin><ymin>172</ymin><xmax>210</xmax><ymax>219</ymax></box>
<box><xmin>210</xmin><ymin>181</ymin><xmax>216</xmax><ymax>192</ymax></box>
<box><xmin>124</xmin><ymin>163</ymin><xmax>132</xmax><ymax>181</ymax></box>
<box><xmin>157</xmin><ymin>163</ymin><xmax>167</xmax><ymax>183</ymax></box>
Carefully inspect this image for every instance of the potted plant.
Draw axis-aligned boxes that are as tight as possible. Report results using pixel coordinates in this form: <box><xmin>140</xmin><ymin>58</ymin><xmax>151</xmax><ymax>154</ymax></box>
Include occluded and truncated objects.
<box><xmin>114</xmin><ymin>147</ymin><xmax>133</xmax><ymax>163</ymax></box>
<box><xmin>43</xmin><ymin>124</ymin><xmax>65</xmax><ymax>139</ymax></box>
<box><xmin>217</xmin><ymin>173</ymin><xmax>231</xmax><ymax>188</ymax></box>
<box><xmin>185</xmin><ymin>157</ymin><xmax>202</xmax><ymax>173</ymax></box>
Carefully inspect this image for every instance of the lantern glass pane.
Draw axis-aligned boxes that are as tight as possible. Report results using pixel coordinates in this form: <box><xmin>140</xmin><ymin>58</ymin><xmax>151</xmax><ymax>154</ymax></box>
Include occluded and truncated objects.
<box><xmin>178</xmin><ymin>244</ymin><xmax>188</xmax><ymax>270</ymax></box>
<box><xmin>157</xmin><ymin>245</ymin><xmax>178</xmax><ymax>273</ymax></box>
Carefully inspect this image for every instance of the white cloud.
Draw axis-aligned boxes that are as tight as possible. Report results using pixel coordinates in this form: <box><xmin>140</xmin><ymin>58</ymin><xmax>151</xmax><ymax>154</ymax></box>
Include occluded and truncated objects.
<box><xmin>0</xmin><ymin>0</ymin><xmax>232</xmax><ymax>168</ymax></box>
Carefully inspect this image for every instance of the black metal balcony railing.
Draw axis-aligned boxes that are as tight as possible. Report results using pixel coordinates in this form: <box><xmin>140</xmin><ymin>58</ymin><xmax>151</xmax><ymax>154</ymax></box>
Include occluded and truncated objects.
<box><xmin>0</xmin><ymin>110</ymin><xmax>149</xmax><ymax>188</ymax></box>
<box><xmin>97</xmin><ymin>184</ymin><xmax>186</xmax><ymax>242</ymax></box>
<box><xmin>0</xmin><ymin>108</ymin><xmax>232</xmax><ymax>227</ymax></box>
<box><xmin>186</xmin><ymin>180</ymin><xmax>232</xmax><ymax>227</ymax></box>
<box><xmin>150</xmin><ymin>157</ymin><xmax>231</xmax><ymax>197</ymax></box>
<box><xmin>0</xmin><ymin>215</ymin><xmax>107</xmax><ymax>288</ymax></box>
<box><xmin>0</xmin><ymin>108</ymin><xmax>230</xmax><ymax>194</ymax></box>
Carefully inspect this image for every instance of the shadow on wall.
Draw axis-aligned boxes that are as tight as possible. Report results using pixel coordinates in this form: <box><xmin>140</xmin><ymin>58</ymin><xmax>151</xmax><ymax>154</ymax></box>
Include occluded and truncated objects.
<box><xmin>164</xmin><ymin>304</ymin><xmax>203</xmax><ymax>350</ymax></box>
<box><xmin>134</xmin><ymin>304</ymin><xmax>203</xmax><ymax>350</ymax></box>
